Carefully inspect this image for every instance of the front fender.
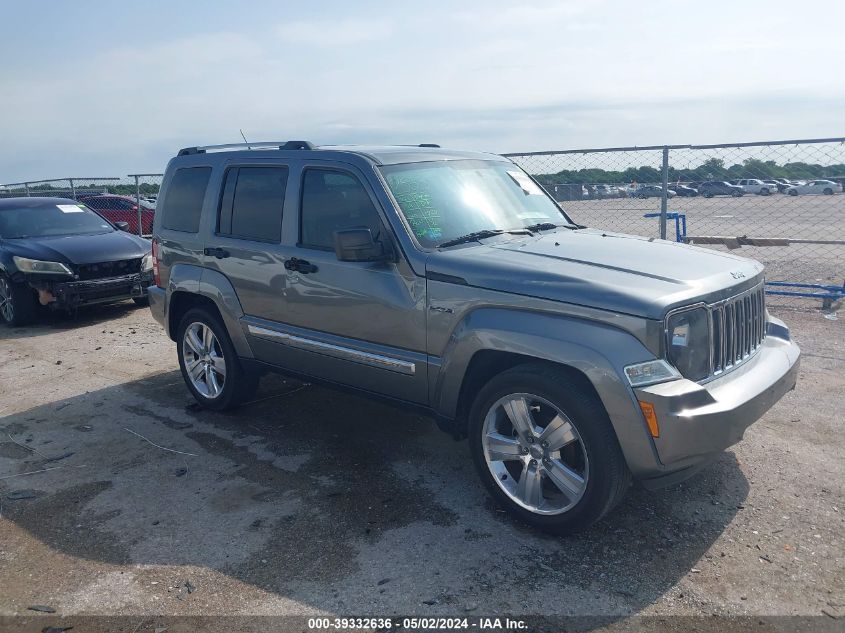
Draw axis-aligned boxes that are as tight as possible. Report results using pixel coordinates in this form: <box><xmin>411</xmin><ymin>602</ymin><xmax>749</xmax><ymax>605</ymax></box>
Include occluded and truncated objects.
<box><xmin>433</xmin><ymin>308</ymin><xmax>662</xmax><ymax>477</ymax></box>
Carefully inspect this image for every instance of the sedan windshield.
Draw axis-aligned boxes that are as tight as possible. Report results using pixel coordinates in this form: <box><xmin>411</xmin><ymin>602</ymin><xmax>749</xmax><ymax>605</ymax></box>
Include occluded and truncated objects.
<box><xmin>379</xmin><ymin>160</ymin><xmax>571</xmax><ymax>248</ymax></box>
<box><xmin>0</xmin><ymin>202</ymin><xmax>115</xmax><ymax>239</ymax></box>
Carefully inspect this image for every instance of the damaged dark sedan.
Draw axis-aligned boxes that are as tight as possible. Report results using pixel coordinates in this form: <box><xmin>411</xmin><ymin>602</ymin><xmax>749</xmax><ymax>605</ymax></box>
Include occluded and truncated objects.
<box><xmin>0</xmin><ymin>197</ymin><xmax>153</xmax><ymax>326</ymax></box>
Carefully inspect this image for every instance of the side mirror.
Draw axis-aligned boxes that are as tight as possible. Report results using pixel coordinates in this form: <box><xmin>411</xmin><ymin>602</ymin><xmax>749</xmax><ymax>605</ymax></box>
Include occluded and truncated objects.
<box><xmin>334</xmin><ymin>228</ymin><xmax>388</xmax><ymax>262</ymax></box>
<box><xmin>115</xmin><ymin>221</ymin><xmax>130</xmax><ymax>231</ymax></box>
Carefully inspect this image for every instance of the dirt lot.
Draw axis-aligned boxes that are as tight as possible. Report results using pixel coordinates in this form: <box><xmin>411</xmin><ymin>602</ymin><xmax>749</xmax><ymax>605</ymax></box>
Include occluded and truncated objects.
<box><xmin>0</xmin><ymin>301</ymin><xmax>842</xmax><ymax>622</ymax></box>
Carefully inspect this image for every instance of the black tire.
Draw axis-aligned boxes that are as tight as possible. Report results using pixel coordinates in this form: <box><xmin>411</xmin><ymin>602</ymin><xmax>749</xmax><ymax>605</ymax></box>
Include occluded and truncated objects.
<box><xmin>176</xmin><ymin>307</ymin><xmax>258</xmax><ymax>410</ymax></box>
<box><xmin>760</xmin><ymin>188</ymin><xmax>770</xmax><ymax>196</ymax></box>
<box><xmin>731</xmin><ymin>190</ymin><xmax>742</xmax><ymax>197</ymax></box>
<box><xmin>468</xmin><ymin>363</ymin><xmax>631</xmax><ymax>535</ymax></box>
<box><xmin>0</xmin><ymin>275</ymin><xmax>38</xmax><ymax>327</ymax></box>
<box><xmin>132</xmin><ymin>296</ymin><xmax>150</xmax><ymax>306</ymax></box>
<box><xmin>789</xmin><ymin>190</ymin><xmax>798</xmax><ymax>196</ymax></box>
<box><xmin>823</xmin><ymin>188</ymin><xmax>833</xmax><ymax>195</ymax></box>
<box><xmin>704</xmin><ymin>192</ymin><xmax>713</xmax><ymax>198</ymax></box>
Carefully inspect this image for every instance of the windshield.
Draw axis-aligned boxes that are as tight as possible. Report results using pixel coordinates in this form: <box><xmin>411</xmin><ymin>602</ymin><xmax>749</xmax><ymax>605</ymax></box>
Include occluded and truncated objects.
<box><xmin>0</xmin><ymin>202</ymin><xmax>115</xmax><ymax>239</ymax></box>
<box><xmin>379</xmin><ymin>160</ymin><xmax>570</xmax><ymax>248</ymax></box>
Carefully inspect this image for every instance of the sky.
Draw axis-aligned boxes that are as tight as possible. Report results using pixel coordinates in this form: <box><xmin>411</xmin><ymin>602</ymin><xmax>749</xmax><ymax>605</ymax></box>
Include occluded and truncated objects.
<box><xmin>1</xmin><ymin>0</ymin><xmax>844</xmax><ymax>183</ymax></box>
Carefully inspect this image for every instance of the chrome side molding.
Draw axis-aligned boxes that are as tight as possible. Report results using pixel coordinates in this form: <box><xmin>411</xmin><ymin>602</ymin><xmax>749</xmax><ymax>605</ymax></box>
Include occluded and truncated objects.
<box><xmin>247</xmin><ymin>324</ymin><xmax>416</xmax><ymax>376</ymax></box>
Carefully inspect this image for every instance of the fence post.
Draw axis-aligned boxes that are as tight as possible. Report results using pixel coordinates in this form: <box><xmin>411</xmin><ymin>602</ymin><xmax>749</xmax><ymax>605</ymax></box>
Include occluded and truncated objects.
<box><xmin>134</xmin><ymin>175</ymin><xmax>143</xmax><ymax>236</ymax></box>
<box><xmin>69</xmin><ymin>178</ymin><xmax>76</xmax><ymax>200</ymax></box>
<box><xmin>660</xmin><ymin>146</ymin><xmax>669</xmax><ymax>240</ymax></box>
<box><xmin>24</xmin><ymin>182</ymin><xmax>31</xmax><ymax>197</ymax></box>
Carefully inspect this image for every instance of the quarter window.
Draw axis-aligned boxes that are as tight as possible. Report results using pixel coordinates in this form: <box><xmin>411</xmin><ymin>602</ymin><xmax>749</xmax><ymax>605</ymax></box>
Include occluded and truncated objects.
<box><xmin>161</xmin><ymin>167</ymin><xmax>212</xmax><ymax>233</ymax></box>
<box><xmin>299</xmin><ymin>169</ymin><xmax>383</xmax><ymax>250</ymax></box>
<box><xmin>218</xmin><ymin>166</ymin><xmax>288</xmax><ymax>242</ymax></box>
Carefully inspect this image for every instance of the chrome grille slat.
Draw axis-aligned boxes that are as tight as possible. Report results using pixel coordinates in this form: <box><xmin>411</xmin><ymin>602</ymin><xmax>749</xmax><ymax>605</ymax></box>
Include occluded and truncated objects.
<box><xmin>707</xmin><ymin>285</ymin><xmax>766</xmax><ymax>379</ymax></box>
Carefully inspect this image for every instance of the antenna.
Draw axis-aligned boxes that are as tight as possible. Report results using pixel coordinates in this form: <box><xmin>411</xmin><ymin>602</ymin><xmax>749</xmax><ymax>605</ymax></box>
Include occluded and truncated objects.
<box><xmin>239</xmin><ymin>129</ymin><xmax>252</xmax><ymax>150</ymax></box>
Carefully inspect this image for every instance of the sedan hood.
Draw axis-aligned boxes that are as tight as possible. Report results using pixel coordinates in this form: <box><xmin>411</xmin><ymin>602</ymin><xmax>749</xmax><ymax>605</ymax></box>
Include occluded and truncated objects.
<box><xmin>427</xmin><ymin>229</ymin><xmax>764</xmax><ymax>319</ymax></box>
<box><xmin>4</xmin><ymin>231</ymin><xmax>150</xmax><ymax>266</ymax></box>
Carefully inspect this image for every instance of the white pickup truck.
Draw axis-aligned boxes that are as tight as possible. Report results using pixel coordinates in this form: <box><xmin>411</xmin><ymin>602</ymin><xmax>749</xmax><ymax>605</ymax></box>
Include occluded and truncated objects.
<box><xmin>731</xmin><ymin>179</ymin><xmax>774</xmax><ymax>195</ymax></box>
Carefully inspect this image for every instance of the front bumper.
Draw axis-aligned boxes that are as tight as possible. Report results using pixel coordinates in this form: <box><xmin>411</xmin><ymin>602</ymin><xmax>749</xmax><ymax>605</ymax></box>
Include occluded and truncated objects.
<box><xmin>633</xmin><ymin>332</ymin><xmax>800</xmax><ymax>488</ymax></box>
<box><xmin>34</xmin><ymin>272</ymin><xmax>153</xmax><ymax>309</ymax></box>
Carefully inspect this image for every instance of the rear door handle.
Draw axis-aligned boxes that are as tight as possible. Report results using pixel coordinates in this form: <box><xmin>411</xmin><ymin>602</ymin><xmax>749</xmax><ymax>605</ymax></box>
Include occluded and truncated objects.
<box><xmin>284</xmin><ymin>257</ymin><xmax>318</xmax><ymax>274</ymax></box>
<box><xmin>204</xmin><ymin>247</ymin><xmax>230</xmax><ymax>259</ymax></box>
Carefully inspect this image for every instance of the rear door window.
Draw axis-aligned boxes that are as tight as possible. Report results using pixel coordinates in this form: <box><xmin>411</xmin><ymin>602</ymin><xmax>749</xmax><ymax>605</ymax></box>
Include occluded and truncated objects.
<box><xmin>161</xmin><ymin>167</ymin><xmax>212</xmax><ymax>233</ymax></box>
<box><xmin>217</xmin><ymin>166</ymin><xmax>288</xmax><ymax>242</ymax></box>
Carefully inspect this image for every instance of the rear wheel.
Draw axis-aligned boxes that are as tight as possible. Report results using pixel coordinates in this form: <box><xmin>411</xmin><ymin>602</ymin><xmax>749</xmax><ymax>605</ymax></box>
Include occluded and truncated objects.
<box><xmin>176</xmin><ymin>307</ymin><xmax>258</xmax><ymax>410</ymax></box>
<box><xmin>0</xmin><ymin>275</ymin><xmax>37</xmax><ymax>327</ymax></box>
<box><xmin>469</xmin><ymin>363</ymin><xmax>630</xmax><ymax>534</ymax></box>
<box><xmin>789</xmin><ymin>189</ymin><xmax>798</xmax><ymax>196</ymax></box>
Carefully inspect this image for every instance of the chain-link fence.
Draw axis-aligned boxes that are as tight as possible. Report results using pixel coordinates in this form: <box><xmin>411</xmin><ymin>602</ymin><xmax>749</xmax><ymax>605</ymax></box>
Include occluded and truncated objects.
<box><xmin>505</xmin><ymin>137</ymin><xmax>845</xmax><ymax>309</ymax></box>
<box><xmin>3</xmin><ymin>137</ymin><xmax>843</xmax><ymax>307</ymax></box>
<box><xmin>0</xmin><ymin>175</ymin><xmax>164</xmax><ymax>238</ymax></box>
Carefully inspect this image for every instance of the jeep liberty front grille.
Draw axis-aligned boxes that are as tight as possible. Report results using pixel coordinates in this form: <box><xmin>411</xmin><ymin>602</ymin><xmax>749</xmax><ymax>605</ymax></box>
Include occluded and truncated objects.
<box><xmin>710</xmin><ymin>284</ymin><xmax>766</xmax><ymax>377</ymax></box>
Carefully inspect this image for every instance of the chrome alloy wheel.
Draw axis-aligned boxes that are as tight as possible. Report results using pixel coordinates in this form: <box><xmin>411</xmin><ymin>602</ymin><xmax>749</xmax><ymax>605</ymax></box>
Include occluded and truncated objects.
<box><xmin>482</xmin><ymin>393</ymin><xmax>589</xmax><ymax>515</ymax></box>
<box><xmin>0</xmin><ymin>277</ymin><xmax>13</xmax><ymax>323</ymax></box>
<box><xmin>182</xmin><ymin>321</ymin><xmax>227</xmax><ymax>399</ymax></box>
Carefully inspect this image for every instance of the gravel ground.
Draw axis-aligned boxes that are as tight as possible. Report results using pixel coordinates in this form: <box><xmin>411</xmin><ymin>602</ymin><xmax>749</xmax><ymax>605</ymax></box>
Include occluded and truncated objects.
<box><xmin>0</xmin><ymin>301</ymin><xmax>842</xmax><ymax>622</ymax></box>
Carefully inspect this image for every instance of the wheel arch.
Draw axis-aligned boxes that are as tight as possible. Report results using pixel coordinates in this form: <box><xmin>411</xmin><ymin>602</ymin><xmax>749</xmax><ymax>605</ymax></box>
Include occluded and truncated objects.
<box><xmin>433</xmin><ymin>308</ymin><xmax>662</xmax><ymax>477</ymax></box>
<box><xmin>164</xmin><ymin>264</ymin><xmax>253</xmax><ymax>358</ymax></box>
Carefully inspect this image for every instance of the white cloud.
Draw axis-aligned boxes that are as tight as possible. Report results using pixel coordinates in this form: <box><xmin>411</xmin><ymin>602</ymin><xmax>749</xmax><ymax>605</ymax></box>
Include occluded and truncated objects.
<box><xmin>275</xmin><ymin>17</ymin><xmax>393</xmax><ymax>45</ymax></box>
<box><xmin>1</xmin><ymin>0</ymin><xmax>844</xmax><ymax>181</ymax></box>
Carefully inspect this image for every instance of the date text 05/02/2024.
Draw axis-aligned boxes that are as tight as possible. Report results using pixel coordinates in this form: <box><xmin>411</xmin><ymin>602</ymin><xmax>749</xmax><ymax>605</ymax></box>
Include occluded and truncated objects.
<box><xmin>307</xmin><ymin>617</ymin><xmax>528</xmax><ymax>630</ymax></box>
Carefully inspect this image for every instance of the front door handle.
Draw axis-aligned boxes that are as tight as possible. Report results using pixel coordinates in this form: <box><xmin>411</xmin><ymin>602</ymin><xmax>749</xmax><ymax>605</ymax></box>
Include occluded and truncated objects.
<box><xmin>284</xmin><ymin>257</ymin><xmax>318</xmax><ymax>274</ymax></box>
<box><xmin>204</xmin><ymin>247</ymin><xmax>230</xmax><ymax>259</ymax></box>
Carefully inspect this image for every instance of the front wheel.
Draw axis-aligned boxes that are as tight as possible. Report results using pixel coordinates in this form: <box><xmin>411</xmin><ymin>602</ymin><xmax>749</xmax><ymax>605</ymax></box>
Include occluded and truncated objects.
<box><xmin>823</xmin><ymin>188</ymin><xmax>833</xmax><ymax>195</ymax></box>
<box><xmin>789</xmin><ymin>190</ymin><xmax>798</xmax><ymax>196</ymax></box>
<box><xmin>731</xmin><ymin>190</ymin><xmax>742</xmax><ymax>197</ymax></box>
<box><xmin>176</xmin><ymin>307</ymin><xmax>258</xmax><ymax>410</ymax></box>
<box><xmin>469</xmin><ymin>364</ymin><xmax>631</xmax><ymax>534</ymax></box>
<box><xmin>0</xmin><ymin>275</ymin><xmax>37</xmax><ymax>327</ymax></box>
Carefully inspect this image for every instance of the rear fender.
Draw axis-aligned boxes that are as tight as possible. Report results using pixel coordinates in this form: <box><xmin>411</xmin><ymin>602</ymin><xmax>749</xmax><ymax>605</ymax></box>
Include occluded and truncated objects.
<box><xmin>166</xmin><ymin>264</ymin><xmax>253</xmax><ymax>358</ymax></box>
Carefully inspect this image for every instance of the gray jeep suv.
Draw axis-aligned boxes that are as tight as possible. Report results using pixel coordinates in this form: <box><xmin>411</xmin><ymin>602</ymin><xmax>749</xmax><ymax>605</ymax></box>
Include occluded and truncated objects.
<box><xmin>148</xmin><ymin>141</ymin><xmax>800</xmax><ymax>533</ymax></box>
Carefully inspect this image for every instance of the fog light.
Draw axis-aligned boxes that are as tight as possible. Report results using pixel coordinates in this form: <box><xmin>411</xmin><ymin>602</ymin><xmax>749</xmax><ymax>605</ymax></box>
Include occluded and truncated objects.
<box><xmin>639</xmin><ymin>401</ymin><xmax>660</xmax><ymax>437</ymax></box>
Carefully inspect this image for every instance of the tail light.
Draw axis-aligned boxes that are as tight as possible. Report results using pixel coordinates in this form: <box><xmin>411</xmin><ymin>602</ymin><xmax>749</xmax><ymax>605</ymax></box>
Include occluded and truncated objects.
<box><xmin>151</xmin><ymin>238</ymin><xmax>161</xmax><ymax>287</ymax></box>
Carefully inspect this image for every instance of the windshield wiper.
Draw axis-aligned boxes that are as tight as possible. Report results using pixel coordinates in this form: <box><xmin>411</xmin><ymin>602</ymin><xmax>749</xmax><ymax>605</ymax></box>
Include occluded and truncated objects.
<box><xmin>523</xmin><ymin>221</ymin><xmax>582</xmax><ymax>232</ymax></box>
<box><xmin>522</xmin><ymin>222</ymin><xmax>562</xmax><ymax>232</ymax></box>
<box><xmin>437</xmin><ymin>228</ymin><xmax>535</xmax><ymax>249</ymax></box>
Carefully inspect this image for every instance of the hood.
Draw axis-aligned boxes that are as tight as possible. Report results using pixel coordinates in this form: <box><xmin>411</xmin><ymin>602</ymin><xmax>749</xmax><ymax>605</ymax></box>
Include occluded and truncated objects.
<box><xmin>4</xmin><ymin>231</ymin><xmax>150</xmax><ymax>266</ymax></box>
<box><xmin>426</xmin><ymin>229</ymin><xmax>764</xmax><ymax>319</ymax></box>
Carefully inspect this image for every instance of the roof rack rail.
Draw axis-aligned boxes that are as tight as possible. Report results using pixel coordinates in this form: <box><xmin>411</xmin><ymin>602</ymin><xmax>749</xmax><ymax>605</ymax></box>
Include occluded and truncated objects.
<box><xmin>418</xmin><ymin>143</ymin><xmax>440</xmax><ymax>148</ymax></box>
<box><xmin>177</xmin><ymin>140</ymin><xmax>316</xmax><ymax>156</ymax></box>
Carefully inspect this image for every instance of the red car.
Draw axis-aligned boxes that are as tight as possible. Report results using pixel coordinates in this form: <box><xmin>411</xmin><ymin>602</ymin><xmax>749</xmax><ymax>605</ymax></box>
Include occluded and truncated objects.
<box><xmin>78</xmin><ymin>194</ymin><xmax>155</xmax><ymax>235</ymax></box>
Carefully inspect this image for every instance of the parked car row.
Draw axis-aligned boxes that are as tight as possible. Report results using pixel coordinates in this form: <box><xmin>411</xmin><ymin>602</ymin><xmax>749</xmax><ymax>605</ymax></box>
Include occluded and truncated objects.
<box><xmin>609</xmin><ymin>179</ymin><xmax>843</xmax><ymax>199</ymax></box>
